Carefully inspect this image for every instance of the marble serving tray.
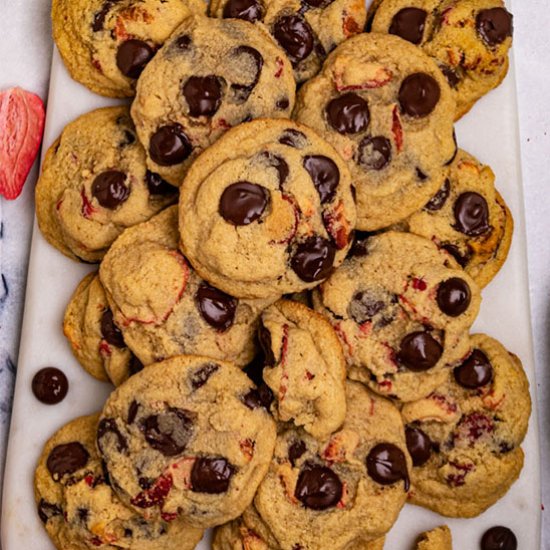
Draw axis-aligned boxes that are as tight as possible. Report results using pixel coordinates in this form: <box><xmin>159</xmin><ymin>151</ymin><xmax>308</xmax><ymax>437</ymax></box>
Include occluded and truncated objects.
<box><xmin>1</xmin><ymin>7</ymin><xmax>542</xmax><ymax>547</ymax></box>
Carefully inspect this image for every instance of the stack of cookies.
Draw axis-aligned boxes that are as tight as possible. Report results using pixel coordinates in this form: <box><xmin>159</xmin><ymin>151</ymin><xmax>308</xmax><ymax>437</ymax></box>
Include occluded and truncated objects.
<box><xmin>33</xmin><ymin>0</ymin><xmax>529</xmax><ymax>549</ymax></box>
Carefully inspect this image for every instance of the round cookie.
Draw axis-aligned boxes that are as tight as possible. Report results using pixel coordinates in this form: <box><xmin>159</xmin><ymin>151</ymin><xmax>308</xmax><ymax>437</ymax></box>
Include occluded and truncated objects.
<box><xmin>402</xmin><ymin>334</ymin><xmax>531</xmax><ymax>517</ymax></box>
<box><xmin>179</xmin><ymin>118</ymin><xmax>356</xmax><ymax>300</ymax></box>
<box><xmin>99</xmin><ymin>206</ymin><xmax>272</xmax><ymax>369</ymax></box>
<box><xmin>36</xmin><ymin>106</ymin><xmax>177</xmax><ymax>263</ymax></box>
<box><xmin>34</xmin><ymin>414</ymin><xmax>204</xmax><ymax>550</ymax></box>
<box><xmin>253</xmin><ymin>381</ymin><xmax>410</xmax><ymax>549</ymax></box>
<box><xmin>313</xmin><ymin>231</ymin><xmax>481</xmax><ymax>402</ymax></box>
<box><xmin>371</xmin><ymin>0</ymin><xmax>513</xmax><ymax>119</ymax></box>
<box><xmin>405</xmin><ymin>149</ymin><xmax>513</xmax><ymax>288</ymax></box>
<box><xmin>131</xmin><ymin>15</ymin><xmax>296</xmax><ymax>187</ymax></box>
<box><xmin>52</xmin><ymin>0</ymin><xmax>205</xmax><ymax>98</ymax></box>
<box><xmin>209</xmin><ymin>0</ymin><xmax>367</xmax><ymax>83</ymax></box>
<box><xmin>415</xmin><ymin>525</ymin><xmax>452</xmax><ymax>550</ymax></box>
<box><xmin>98</xmin><ymin>355</ymin><xmax>277</xmax><ymax>526</ymax></box>
<box><xmin>294</xmin><ymin>32</ymin><xmax>456</xmax><ymax>231</ymax></box>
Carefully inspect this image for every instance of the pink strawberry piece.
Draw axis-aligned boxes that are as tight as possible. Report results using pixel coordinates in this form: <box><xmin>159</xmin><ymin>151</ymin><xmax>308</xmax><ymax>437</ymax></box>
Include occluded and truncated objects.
<box><xmin>0</xmin><ymin>87</ymin><xmax>45</xmax><ymax>200</ymax></box>
<box><xmin>391</xmin><ymin>107</ymin><xmax>403</xmax><ymax>153</ymax></box>
<box><xmin>130</xmin><ymin>473</ymin><xmax>173</xmax><ymax>509</ymax></box>
<box><xmin>342</xmin><ymin>14</ymin><xmax>361</xmax><ymax>37</ymax></box>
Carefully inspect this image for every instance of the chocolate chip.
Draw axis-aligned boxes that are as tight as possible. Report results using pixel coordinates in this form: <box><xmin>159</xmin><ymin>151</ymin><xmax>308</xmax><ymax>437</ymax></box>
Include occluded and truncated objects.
<box><xmin>196</xmin><ymin>284</ymin><xmax>238</xmax><ymax>331</ymax></box>
<box><xmin>389</xmin><ymin>7</ymin><xmax>427</xmax><ymax>44</ymax></box>
<box><xmin>183</xmin><ymin>75</ymin><xmax>223</xmax><ymax>117</ymax></box>
<box><xmin>38</xmin><ymin>499</ymin><xmax>62</xmax><ymax>523</ymax></box>
<box><xmin>357</xmin><ymin>135</ymin><xmax>391</xmax><ymax>171</ymax></box>
<box><xmin>437</xmin><ymin>278</ymin><xmax>471</xmax><ymax>317</ymax></box>
<box><xmin>223</xmin><ymin>0</ymin><xmax>265</xmax><ymax>21</ymax></box>
<box><xmin>288</xmin><ymin>440</ymin><xmax>306</xmax><ymax>466</ymax></box>
<box><xmin>476</xmin><ymin>8</ymin><xmax>513</xmax><ymax>46</ymax></box>
<box><xmin>243</xmin><ymin>385</ymin><xmax>274</xmax><ymax>410</ymax></box>
<box><xmin>97</xmin><ymin>418</ymin><xmax>128</xmax><ymax>453</ymax></box>
<box><xmin>416</xmin><ymin>168</ymin><xmax>428</xmax><ymax>181</ymax></box>
<box><xmin>442</xmin><ymin>243</ymin><xmax>471</xmax><ymax>268</ymax></box>
<box><xmin>128</xmin><ymin>401</ymin><xmax>139</xmax><ymax>424</ymax></box>
<box><xmin>481</xmin><ymin>526</ymin><xmax>517</xmax><ymax>550</ymax></box>
<box><xmin>273</xmin><ymin>15</ymin><xmax>314</xmax><ymax>64</ymax></box>
<box><xmin>229</xmin><ymin>46</ymin><xmax>264</xmax><ymax>103</ymax></box>
<box><xmin>258</xmin><ymin>323</ymin><xmax>275</xmax><ymax>367</ymax></box>
<box><xmin>425</xmin><ymin>178</ymin><xmax>450</xmax><ymax>211</ymax></box>
<box><xmin>77</xmin><ymin>508</ymin><xmax>89</xmax><ymax>522</ymax></box>
<box><xmin>303</xmin><ymin>155</ymin><xmax>340</xmax><ymax>203</ymax></box>
<box><xmin>145</xmin><ymin>171</ymin><xmax>175</xmax><ymax>195</ymax></box>
<box><xmin>279</xmin><ymin>129</ymin><xmax>307</xmax><ymax>148</ymax></box>
<box><xmin>101</xmin><ymin>309</ymin><xmax>125</xmax><ymax>347</ymax></box>
<box><xmin>120</xmin><ymin>130</ymin><xmax>136</xmax><ymax>146</ymax></box>
<box><xmin>291</xmin><ymin>236</ymin><xmax>336</xmax><ymax>282</ymax></box>
<box><xmin>349</xmin><ymin>291</ymin><xmax>385</xmax><ymax>324</ymax></box>
<box><xmin>141</xmin><ymin>409</ymin><xmax>194</xmax><ymax>456</ymax></box>
<box><xmin>276</xmin><ymin>98</ymin><xmax>290</xmax><ymax>111</ymax></box>
<box><xmin>190</xmin><ymin>363</ymin><xmax>220</xmax><ymax>390</ymax></box>
<box><xmin>92</xmin><ymin>171</ymin><xmax>130</xmax><ymax>209</ymax></box>
<box><xmin>295</xmin><ymin>463</ymin><xmax>343</xmax><ymax>510</ymax></box>
<box><xmin>348</xmin><ymin>233</ymin><xmax>374</xmax><ymax>257</ymax></box>
<box><xmin>454</xmin><ymin>349</ymin><xmax>493</xmax><ymax>389</ymax></box>
<box><xmin>366</xmin><ymin>443</ymin><xmax>409</xmax><ymax>489</ymax></box>
<box><xmin>398</xmin><ymin>331</ymin><xmax>443</xmax><ymax>371</ymax></box>
<box><xmin>262</xmin><ymin>154</ymin><xmax>289</xmax><ymax>187</ymax></box>
<box><xmin>191</xmin><ymin>457</ymin><xmax>235</xmax><ymax>493</ymax></box>
<box><xmin>47</xmin><ymin>442</ymin><xmax>89</xmax><ymax>480</ymax></box>
<box><xmin>32</xmin><ymin>367</ymin><xmax>68</xmax><ymax>405</ymax></box>
<box><xmin>116</xmin><ymin>40</ymin><xmax>155</xmax><ymax>79</ymax></box>
<box><xmin>219</xmin><ymin>182</ymin><xmax>269</xmax><ymax>225</ymax></box>
<box><xmin>440</xmin><ymin>64</ymin><xmax>461</xmax><ymax>88</ymax></box>
<box><xmin>175</xmin><ymin>35</ymin><xmax>192</xmax><ymax>50</ymax></box>
<box><xmin>326</xmin><ymin>93</ymin><xmax>370</xmax><ymax>134</ymax></box>
<box><xmin>129</xmin><ymin>354</ymin><xmax>144</xmax><ymax>376</ymax></box>
<box><xmin>399</xmin><ymin>73</ymin><xmax>440</xmax><ymax>117</ymax></box>
<box><xmin>92</xmin><ymin>0</ymin><xmax>120</xmax><ymax>32</ymax></box>
<box><xmin>405</xmin><ymin>426</ymin><xmax>432</xmax><ymax>466</ymax></box>
<box><xmin>149</xmin><ymin>124</ymin><xmax>192</xmax><ymax>166</ymax></box>
<box><xmin>453</xmin><ymin>192</ymin><xmax>491</xmax><ymax>236</ymax></box>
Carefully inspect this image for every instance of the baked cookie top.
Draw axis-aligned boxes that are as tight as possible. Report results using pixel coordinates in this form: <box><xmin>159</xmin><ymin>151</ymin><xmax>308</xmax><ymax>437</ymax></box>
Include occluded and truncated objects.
<box><xmin>131</xmin><ymin>15</ymin><xmax>296</xmax><ymax>186</ymax></box>
<box><xmin>179</xmin><ymin>118</ymin><xmax>356</xmax><ymax>300</ymax></box>
<box><xmin>294</xmin><ymin>32</ymin><xmax>456</xmax><ymax>231</ymax></box>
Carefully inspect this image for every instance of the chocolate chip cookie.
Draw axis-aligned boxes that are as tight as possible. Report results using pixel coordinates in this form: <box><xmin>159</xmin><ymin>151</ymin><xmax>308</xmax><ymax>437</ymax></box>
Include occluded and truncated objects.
<box><xmin>405</xmin><ymin>148</ymin><xmax>513</xmax><ymax>288</ymax></box>
<box><xmin>415</xmin><ymin>525</ymin><xmax>452</xmax><ymax>549</ymax></box>
<box><xmin>98</xmin><ymin>355</ymin><xmax>277</xmax><ymax>526</ymax></box>
<box><xmin>99</xmin><ymin>207</ymin><xmax>272</xmax><ymax>370</ymax></box>
<box><xmin>179</xmin><ymin>118</ymin><xmax>356</xmax><ymax>300</ymax></box>
<box><xmin>34</xmin><ymin>413</ymin><xmax>204</xmax><ymax>550</ymax></box>
<box><xmin>313</xmin><ymin>231</ymin><xmax>481</xmax><ymax>402</ymax></box>
<box><xmin>131</xmin><ymin>15</ymin><xmax>296</xmax><ymax>187</ymax></box>
<box><xmin>209</xmin><ymin>0</ymin><xmax>367</xmax><ymax>83</ymax></box>
<box><xmin>253</xmin><ymin>381</ymin><xmax>410</xmax><ymax>549</ymax></box>
<box><xmin>52</xmin><ymin>0</ymin><xmax>206</xmax><ymax>97</ymax></box>
<box><xmin>36</xmin><ymin>106</ymin><xmax>177</xmax><ymax>263</ymax></box>
<box><xmin>294</xmin><ymin>32</ymin><xmax>456</xmax><ymax>230</ymax></box>
<box><xmin>403</xmin><ymin>334</ymin><xmax>530</xmax><ymax>517</ymax></box>
<box><xmin>370</xmin><ymin>0</ymin><xmax>513</xmax><ymax>119</ymax></box>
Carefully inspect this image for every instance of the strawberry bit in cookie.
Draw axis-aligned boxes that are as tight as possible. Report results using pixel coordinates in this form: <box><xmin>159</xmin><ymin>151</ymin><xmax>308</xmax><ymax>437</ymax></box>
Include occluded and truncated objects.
<box><xmin>240</xmin><ymin>438</ymin><xmax>256</xmax><ymax>462</ymax></box>
<box><xmin>391</xmin><ymin>107</ymin><xmax>403</xmax><ymax>152</ymax></box>
<box><xmin>168</xmin><ymin>456</ymin><xmax>195</xmax><ymax>490</ymax></box>
<box><xmin>322</xmin><ymin>430</ymin><xmax>359</xmax><ymax>463</ymax></box>
<box><xmin>99</xmin><ymin>341</ymin><xmax>112</xmax><ymax>356</ymax></box>
<box><xmin>482</xmin><ymin>389</ymin><xmax>506</xmax><ymax>410</ymax></box>
<box><xmin>454</xmin><ymin>412</ymin><xmax>494</xmax><ymax>446</ymax></box>
<box><xmin>411</xmin><ymin>278</ymin><xmax>427</xmax><ymax>291</ymax></box>
<box><xmin>342</xmin><ymin>14</ymin><xmax>361</xmax><ymax>37</ymax></box>
<box><xmin>130</xmin><ymin>473</ymin><xmax>173</xmax><ymax>509</ymax></box>
<box><xmin>336</xmin><ymin>481</ymin><xmax>348</xmax><ymax>508</ymax></box>
<box><xmin>275</xmin><ymin>57</ymin><xmax>284</xmax><ymax>78</ymax></box>
<box><xmin>323</xmin><ymin>201</ymin><xmax>352</xmax><ymax>249</ymax></box>
<box><xmin>81</xmin><ymin>188</ymin><xmax>97</xmax><ymax>219</ymax></box>
<box><xmin>445</xmin><ymin>460</ymin><xmax>474</xmax><ymax>487</ymax></box>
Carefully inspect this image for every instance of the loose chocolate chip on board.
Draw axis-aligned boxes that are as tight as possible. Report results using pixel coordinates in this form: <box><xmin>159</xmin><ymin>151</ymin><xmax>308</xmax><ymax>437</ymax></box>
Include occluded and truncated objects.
<box><xmin>145</xmin><ymin>170</ymin><xmax>175</xmax><ymax>195</ymax></box>
<box><xmin>405</xmin><ymin>426</ymin><xmax>432</xmax><ymax>466</ymax></box>
<box><xmin>476</xmin><ymin>8</ymin><xmax>513</xmax><ymax>46</ymax></box>
<box><xmin>196</xmin><ymin>284</ymin><xmax>238</xmax><ymax>331</ymax></box>
<box><xmin>273</xmin><ymin>15</ymin><xmax>314</xmax><ymax>64</ymax></box>
<box><xmin>303</xmin><ymin>155</ymin><xmax>340</xmax><ymax>203</ymax></box>
<box><xmin>398</xmin><ymin>331</ymin><xmax>443</xmax><ymax>371</ymax></box>
<box><xmin>141</xmin><ymin>409</ymin><xmax>194</xmax><ymax>456</ymax></box>
<box><xmin>92</xmin><ymin>171</ymin><xmax>130</xmax><ymax>209</ymax></box>
<box><xmin>291</xmin><ymin>237</ymin><xmax>336</xmax><ymax>282</ymax></box>
<box><xmin>481</xmin><ymin>526</ymin><xmax>517</xmax><ymax>550</ymax></box>
<box><xmin>32</xmin><ymin>367</ymin><xmax>68</xmax><ymax>405</ymax></box>
<box><xmin>399</xmin><ymin>73</ymin><xmax>440</xmax><ymax>117</ymax></box>
<box><xmin>149</xmin><ymin>124</ymin><xmax>192</xmax><ymax>166</ymax></box>
<box><xmin>454</xmin><ymin>349</ymin><xmax>493</xmax><ymax>389</ymax></box>
<box><xmin>424</xmin><ymin>178</ymin><xmax>450</xmax><ymax>211</ymax></box>
<box><xmin>357</xmin><ymin>135</ymin><xmax>392</xmax><ymax>171</ymax></box>
<box><xmin>183</xmin><ymin>75</ymin><xmax>223</xmax><ymax>117</ymax></box>
<box><xmin>219</xmin><ymin>182</ymin><xmax>270</xmax><ymax>225</ymax></box>
<box><xmin>223</xmin><ymin>0</ymin><xmax>265</xmax><ymax>22</ymax></box>
<box><xmin>116</xmin><ymin>40</ymin><xmax>155</xmax><ymax>79</ymax></box>
<box><xmin>366</xmin><ymin>443</ymin><xmax>409</xmax><ymax>490</ymax></box>
<box><xmin>389</xmin><ymin>8</ymin><xmax>427</xmax><ymax>45</ymax></box>
<box><xmin>191</xmin><ymin>457</ymin><xmax>235</xmax><ymax>493</ymax></box>
<box><xmin>326</xmin><ymin>93</ymin><xmax>370</xmax><ymax>134</ymax></box>
<box><xmin>453</xmin><ymin>192</ymin><xmax>491</xmax><ymax>236</ymax></box>
<box><xmin>101</xmin><ymin>309</ymin><xmax>125</xmax><ymax>347</ymax></box>
<box><xmin>47</xmin><ymin>442</ymin><xmax>90</xmax><ymax>480</ymax></box>
<box><xmin>436</xmin><ymin>277</ymin><xmax>471</xmax><ymax>317</ymax></box>
<box><xmin>295</xmin><ymin>463</ymin><xmax>343</xmax><ymax>510</ymax></box>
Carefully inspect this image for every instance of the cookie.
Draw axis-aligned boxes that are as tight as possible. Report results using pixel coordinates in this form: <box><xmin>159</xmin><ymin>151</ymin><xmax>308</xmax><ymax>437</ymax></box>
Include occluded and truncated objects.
<box><xmin>99</xmin><ymin>207</ymin><xmax>272</xmax><ymax>370</ymax></box>
<box><xmin>253</xmin><ymin>381</ymin><xmax>410</xmax><ymax>549</ymax></box>
<box><xmin>370</xmin><ymin>0</ymin><xmax>513</xmax><ymax>119</ymax></box>
<box><xmin>98</xmin><ymin>355</ymin><xmax>277</xmax><ymax>526</ymax></box>
<box><xmin>52</xmin><ymin>0</ymin><xmax>205</xmax><ymax>98</ymax></box>
<box><xmin>415</xmin><ymin>525</ymin><xmax>452</xmax><ymax>549</ymax></box>
<box><xmin>313</xmin><ymin>231</ymin><xmax>481</xmax><ymax>402</ymax></box>
<box><xmin>179</xmin><ymin>118</ymin><xmax>356</xmax><ymax>300</ymax></box>
<box><xmin>294</xmin><ymin>32</ymin><xmax>456</xmax><ymax>230</ymax></box>
<box><xmin>209</xmin><ymin>0</ymin><xmax>367</xmax><ymax>83</ymax></box>
<box><xmin>256</xmin><ymin>299</ymin><xmax>346</xmax><ymax>439</ymax></box>
<box><xmin>34</xmin><ymin>413</ymin><xmax>204</xmax><ymax>550</ymax></box>
<box><xmin>405</xmin><ymin>149</ymin><xmax>513</xmax><ymax>288</ymax></box>
<box><xmin>402</xmin><ymin>334</ymin><xmax>531</xmax><ymax>517</ymax></box>
<box><xmin>130</xmin><ymin>15</ymin><xmax>296</xmax><ymax>187</ymax></box>
<box><xmin>36</xmin><ymin>106</ymin><xmax>177</xmax><ymax>263</ymax></box>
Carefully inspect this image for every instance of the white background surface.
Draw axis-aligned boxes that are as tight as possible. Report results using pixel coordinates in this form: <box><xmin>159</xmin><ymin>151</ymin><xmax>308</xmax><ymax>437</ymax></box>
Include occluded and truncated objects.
<box><xmin>0</xmin><ymin>0</ymin><xmax>548</xmax><ymax>546</ymax></box>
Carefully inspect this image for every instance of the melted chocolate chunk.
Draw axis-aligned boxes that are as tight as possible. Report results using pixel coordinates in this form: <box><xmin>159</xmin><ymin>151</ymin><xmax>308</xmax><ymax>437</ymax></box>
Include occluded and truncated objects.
<box><xmin>141</xmin><ymin>409</ymin><xmax>194</xmax><ymax>456</ymax></box>
<box><xmin>191</xmin><ymin>457</ymin><xmax>235</xmax><ymax>493</ymax></box>
<box><xmin>92</xmin><ymin>171</ymin><xmax>130</xmax><ymax>209</ymax></box>
<box><xmin>97</xmin><ymin>418</ymin><xmax>128</xmax><ymax>453</ymax></box>
<box><xmin>219</xmin><ymin>181</ymin><xmax>269</xmax><ymax>225</ymax></box>
<box><xmin>145</xmin><ymin>171</ymin><xmax>175</xmax><ymax>195</ymax></box>
<box><xmin>442</xmin><ymin>243</ymin><xmax>471</xmax><ymax>268</ymax></box>
<box><xmin>230</xmin><ymin>46</ymin><xmax>264</xmax><ymax>103</ymax></box>
<box><xmin>129</xmin><ymin>354</ymin><xmax>144</xmax><ymax>376</ymax></box>
<box><xmin>425</xmin><ymin>178</ymin><xmax>450</xmax><ymax>211</ymax></box>
<box><xmin>276</xmin><ymin>97</ymin><xmax>290</xmax><ymax>110</ymax></box>
<box><xmin>303</xmin><ymin>155</ymin><xmax>340</xmax><ymax>203</ymax></box>
<box><xmin>223</xmin><ymin>0</ymin><xmax>265</xmax><ymax>22</ymax></box>
<box><xmin>47</xmin><ymin>442</ymin><xmax>89</xmax><ymax>479</ymax></box>
<box><xmin>454</xmin><ymin>349</ymin><xmax>493</xmax><ymax>389</ymax></box>
<box><xmin>453</xmin><ymin>192</ymin><xmax>491</xmax><ymax>236</ymax></box>
<box><xmin>243</xmin><ymin>384</ymin><xmax>274</xmax><ymax>410</ymax></box>
<box><xmin>348</xmin><ymin>233</ymin><xmax>374</xmax><ymax>257</ymax></box>
<box><xmin>38</xmin><ymin>499</ymin><xmax>62</xmax><ymax>523</ymax></box>
<box><xmin>405</xmin><ymin>426</ymin><xmax>432</xmax><ymax>466</ymax></box>
<box><xmin>120</xmin><ymin>130</ymin><xmax>136</xmax><ymax>147</ymax></box>
<box><xmin>196</xmin><ymin>284</ymin><xmax>238</xmax><ymax>331</ymax></box>
<box><xmin>389</xmin><ymin>7</ymin><xmax>427</xmax><ymax>45</ymax></box>
<box><xmin>273</xmin><ymin>15</ymin><xmax>314</xmax><ymax>64</ymax></box>
<box><xmin>481</xmin><ymin>526</ymin><xmax>517</xmax><ymax>550</ymax></box>
<box><xmin>437</xmin><ymin>278</ymin><xmax>471</xmax><ymax>317</ymax></box>
<box><xmin>291</xmin><ymin>237</ymin><xmax>336</xmax><ymax>282</ymax></box>
<box><xmin>32</xmin><ymin>367</ymin><xmax>68</xmax><ymax>405</ymax></box>
<box><xmin>183</xmin><ymin>75</ymin><xmax>223</xmax><ymax>117</ymax></box>
<box><xmin>476</xmin><ymin>8</ymin><xmax>513</xmax><ymax>46</ymax></box>
<box><xmin>100</xmin><ymin>309</ymin><xmax>125</xmax><ymax>347</ymax></box>
<box><xmin>149</xmin><ymin>124</ymin><xmax>192</xmax><ymax>166</ymax></box>
<box><xmin>440</xmin><ymin>64</ymin><xmax>461</xmax><ymax>88</ymax></box>
<box><xmin>357</xmin><ymin>135</ymin><xmax>392</xmax><ymax>171</ymax></box>
<box><xmin>92</xmin><ymin>0</ymin><xmax>120</xmax><ymax>32</ymax></box>
<box><xmin>399</xmin><ymin>73</ymin><xmax>440</xmax><ymax>117</ymax></box>
<box><xmin>295</xmin><ymin>463</ymin><xmax>343</xmax><ymax>510</ymax></box>
<box><xmin>326</xmin><ymin>93</ymin><xmax>370</xmax><ymax>134</ymax></box>
<box><xmin>398</xmin><ymin>331</ymin><xmax>443</xmax><ymax>371</ymax></box>
<box><xmin>289</xmin><ymin>440</ymin><xmax>307</xmax><ymax>466</ymax></box>
<box><xmin>366</xmin><ymin>443</ymin><xmax>409</xmax><ymax>489</ymax></box>
<box><xmin>262</xmin><ymin>153</ymin><xmax>289</xmax><ymax>187</ymax></box>
<box><xmin>128</xmin><ymin>401</ymin><xmax>139</xmax><ymax>424</ymax></box>
<box><xmin>190</xmin><ymin>363</ymin><xmax>220</xmax><ymax>390</ymax></box>
<box><xmin>279</xmin><ymin>129</ymin><xmax>308</xmax><ymax>148</ymax></box>
<box><xmin>258</xmin><ymin>323</ymin><xmax>275</xmax><ymax>367</ymax></box>
<box><xmin>175</xmin><ymin>35</ymin><xmax>192</xmax><ymax>50</ymax></box>
<box><xmin>349</xmin><ymin>291</ymin><xmax>385</xmax><ymax>324</ymax></box>
<box><xmin>116</xmin><ymin>40</ymin><xmax>155</xmax><ymax>79</ymax></box>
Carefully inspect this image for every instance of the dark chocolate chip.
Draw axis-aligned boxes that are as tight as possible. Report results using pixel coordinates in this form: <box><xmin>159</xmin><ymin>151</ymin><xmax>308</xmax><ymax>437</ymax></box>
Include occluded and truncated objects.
<box><xmin>229</xmin><ymin>46</ymin><xmax>264</xmax><ymax>103</ymax></box>
<box><xmin>295</xmin><ymin>463</ymin><xmax>343</xmax><ymax>510</ymax></box>
<box><xmin>77</xmin><ymin>508</ymin><xmax>89</xmax><ymax>523</ymax></box>
<box><xmin>32</xmin><ymin>367</ymin><xmax>68</xmax><ymax>405</ymax></box>
<box><xmin>219</xmin><ymin>181</ymin><xmax>269</xmax><ymax>225</ymax></box>
<box><xmin>242</xmin><ymin>384</ymin><xmax>274</xmax><ymax>410</ymax></box>
<box><xmin>129</xmin><ymin>354</ymin><xmax>144</xmax><ymax>376</ymax></box>
<box><xmin>273</xmin><ymin>15</ymin><xmax>314</xmax><ymax>64</ymax></box>
<box><xmin>175</xmin><ymin>35</ymin><xmax>192</xmax><ymax>50</ymax></box>
<box><xmin>389</xmin><ymin>7</ymin><xmax>427</xmax><ymax>44</ymax></box>
<box><xmin>141</xmin><ymin>408</ymin><xmax>194</xmax><ymax>456</ymax></box>
<box><xmin>425</xmin><ymin>178</ymin><xmax>450</xmax><ymax>211</ymax></box>
<box><xmin>348</xmin><ymin>232</ymin><xmax>374</xmax><ymax>257</ymax></box>
<box><xmin>97</xmin><ymin>418</ymin><xmax>128</xmax><ymax>453</ymax></box>
<box><xmin>223</xmin><ymin>0</ymin><xmax>265</xmax><ymax>22</ymax></box>
<box><xmin>190</xmin><ymin>362</ymin><xmax>220</xmax><ymax>390</ymax></box>
<box><xmin>276</xmin><ymin>97</ymin><xmax>290</xmax><ymax>110</ymax></box>
<box><xmin>326</xmin><ymin>93</ymin><xmax>370</xmax><ymax>134</ymax></box>
<box><xmin>366</xmin><ymin>443</ymin><xmax>409</xmax><ymax>489</ymax></box>
<box><xmin>442</xmin><ymin>243</ymin><xmax>471</xmax><ymax>268</ymax></box>
<box><xmin>349</xmin><ymin>291</ymin><xmax>385</xmax><ymax>324</ymax></box>
<box><xmin>291</xmin><ymin>236</ymin><xmax>336</xmax><ymax>282</ymax></box>
<box><xmin>262</xmin><ymin>153</ymin><xmax>289</xmax><ymax>187</ymax></box>
<box><xmin>405</xmin><ymin>426</ymin><xmax>432</xmax><ymax>466</ymax></box>
<box><xmin>38</xmin><ymin>500</ymin><xmax>62</xmax><ymax>523</ymax></box>
<box><xmin>47</xmin><ymin>442</ymin><xmax>89</xmax><ymax>479</ymax></box>
<box><xmin>120</xmin><ymin>130</ymin><xmax>136</xmax><ymax>146</ymax></box>
<box><xmin>454</xmin><ymin>349</ymin><xmax>493</xmax><ymax>389</ymax></box>
<box><xmin>399</xmin><ymin>73</ymin><xmax>440</xmax><ymax>117</ymax></box>
<box><xmin>440</xmin><ymin>64</ymin><xmax>461</xmax><ymax>88</ymax></box>
<box><xmin>288</xmin><ymin>440</ymin><xmax>307</xmax><ymax>466</ymax></box>
<box><xmin>357</xmin><ymin>135</ymin><xmax>391</xmax><ymax>170</ymax></box>
<box><xmin>453</xmin><ymin>192</ymin><xmax>491</xmax><ymax>236</ymax></box>
<box><xmin>437</xmin><ymin>277</ymin><xmax>471</xmax><ymax>317</ymax></box>
<box><xmin>145</xmin><ymin>170</ymin><xmax>176</xmax><ymax>195</ymax></box>
<box><xmin>191</xmin><ymin>457</ymin><xmax>235</xmax><ymax>493</ymax></box>
<box><xmin>476</xmin><ymin>8</ymin><xmax>513</xmax><ymax>46</ymax></box>
<box><xmin>92</xmin><ymin>0</ymin><xmax>120</xmax><ymax>32</ymax></box>
<box><xmin>279</xmin><ymin>129</ymin><xmax>307</xmax><ymax>148</ymax></box>
<box><xmin>416</xmin><ymin>168</ymin><xmax>428</xmax><ymax>181</ymax></box>
<box><xmin>258</xmin><ymin>323</ymin><xmax>275</xmax><ymax>367</ymax></box>
<box><xmin>101</xmin><ymin>309</ymin><xmax>125</xmax><ymax>347</ymax></box>
<box><xmin>116</xmin><ymin>40</ymin><xmax>155</xmax><ymax>79</ymax></box>
<box><xmin>149</xmin><ymin>124</ymin><xmax>192</xmax><ymax>166</ymax></box>
<box><xmin>183</xmin><ymin>75</ymin><xmax>223</xmax><ymax>117</ymax></box>
<box><xmin>481</xmin><ymin>526</ymin><xmax>517</xmax><ymax>550</ymax></box>
<box><xmin>128</xmin><ymin>400</ymin><xmax>139</xmax><ymax>424</ymax></box>
<box><xmin>196</xmin><ymin>284</ymin><xmax>238</xmax><ymax>331</ymax></box>
<box><xmin>92</xmin><ymin>171</ymin><xmax>130</xmax><ymax>209</ymax></box>
<box><xmin>398</xmin><ymin>331</ymin><xmax>443</xmax><ymax>371</ymax></box>
<box><xmin>303</xmin><ymin>155</ymin><xmax>340</xmax><ymax>203</ymax></box>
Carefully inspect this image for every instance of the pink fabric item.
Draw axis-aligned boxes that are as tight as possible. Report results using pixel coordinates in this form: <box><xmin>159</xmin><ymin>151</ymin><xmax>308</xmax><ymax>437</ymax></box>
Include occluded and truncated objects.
<box><xmin>0</xmin><ymin>87</ymin><xmax>45</xmax><ymax>200</ymax></box>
